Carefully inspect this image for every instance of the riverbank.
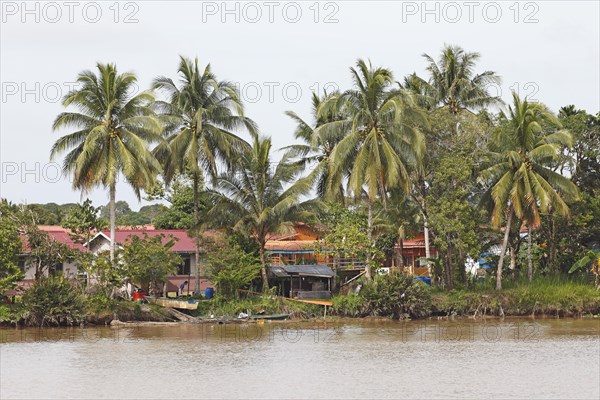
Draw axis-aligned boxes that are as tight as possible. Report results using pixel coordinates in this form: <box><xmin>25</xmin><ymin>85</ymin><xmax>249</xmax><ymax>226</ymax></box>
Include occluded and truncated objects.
<box><xmin>431</xmin><ymin>281</ymin><xmax>600</xmax><ymax>317</ymax></box>
<box><xmin>2</xmin><ymin>278</ymin><xmax>599</xmax><ymax>327</ymax></box>
<box><xmin>333</xmin><ymin>278</ymin><xmax>600</xmax><ymax>319</ymax></box>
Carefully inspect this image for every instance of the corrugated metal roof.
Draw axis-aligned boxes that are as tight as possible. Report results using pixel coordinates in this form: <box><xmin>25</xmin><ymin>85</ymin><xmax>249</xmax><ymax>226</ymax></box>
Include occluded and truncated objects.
<box><xmin>269</xmin><ymin>264</ymin><xmax>334</xmax><ymax>278</ymax></box>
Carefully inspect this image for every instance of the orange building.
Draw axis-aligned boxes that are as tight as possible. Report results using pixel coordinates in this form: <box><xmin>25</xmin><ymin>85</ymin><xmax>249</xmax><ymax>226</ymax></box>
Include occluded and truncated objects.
<box><xmin>265</xmin><ymin>224</ymin><xmax>437</xmax><ymax>276</ymax></box>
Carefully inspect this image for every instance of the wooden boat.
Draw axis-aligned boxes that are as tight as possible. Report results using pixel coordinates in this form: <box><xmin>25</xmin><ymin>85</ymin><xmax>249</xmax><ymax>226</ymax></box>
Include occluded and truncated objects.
<box><xmin>144</xmin><ymin>295</ymin><xmax>199</xmax><ymax>310</ymax></box>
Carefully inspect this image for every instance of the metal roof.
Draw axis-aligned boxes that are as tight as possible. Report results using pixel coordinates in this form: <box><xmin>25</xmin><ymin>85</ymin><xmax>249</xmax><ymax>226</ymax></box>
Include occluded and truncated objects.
<box><xmin>269</xmin><ymin>265</ymin><xmax>334</xmax><ymax>278</ymax></box>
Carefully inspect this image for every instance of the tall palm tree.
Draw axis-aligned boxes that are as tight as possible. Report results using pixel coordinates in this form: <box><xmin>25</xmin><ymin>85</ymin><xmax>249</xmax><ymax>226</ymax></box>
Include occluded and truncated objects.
<box><xmin>210</xmin><ymin>135</ymin><xmax>313</xmax><ymax>291</ymax></box>
<box><xmin>404</xmin><ymin>45</ymin><xmax>502</xmax><ymax>114</ymax></box>
<box><xmin>282</xmin><ymin>91</ymin><xmax>350</xmax><ymax>203</ymax></box>
<box><xmin>480</xmin><ymin>93</ymin><xmax>579</xmax><ymax>289</ymax></box>
<box><xmin>372</xmin><ymin>190</ymin><xmax>421</xmax><ymax>272</ymax></box>
<box><xmin>317</xmin><ymin>59</ymin><xmax>425</xmax><ymax>279</ymax></box>
<box><xmin>51</xmin><ymin>63</ymin><xmax>162</xmax><ymax>261</ymax></box>
<box><xmin>152</xmin><ymin>56</ymin><xmax>256</xmax><ymax>293</ymax></box>
<box><xmin>403</xmin><ymin>45</ymin><xmax>501</xmax><ymax>272</ymax></box>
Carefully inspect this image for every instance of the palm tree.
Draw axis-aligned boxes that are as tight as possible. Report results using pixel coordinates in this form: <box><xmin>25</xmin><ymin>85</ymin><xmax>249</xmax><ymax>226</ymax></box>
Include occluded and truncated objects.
<box><xmin>405</xmin><ymin>44</ymin><xmax>502</xmax><ymax>114</ymax></box>
<box><xmin>210</xmin><ymin>135</ymin><xmax>313</xmax><ymax>291</ymax></box>
<box><xmin>152</xmin><ymin>56</ymin><xmax>256</xmax><ymax>293</ymax></box>
<box><xmin>372</xmin><ymin>190</ymin><xmax>421</xmax><ymax>272</ymax></box>
<box><xmin>317</xmin><ymin>59</ymin><xmax>425</xmax><ymax>279</ymax></box>
<box><xmin>403</xmin><ymin>45</ymin><xmax>501</xmax><ymax>273</ymax></box>
<box><xmin>282</xmin><ymin>91</ymin><xmax>350</xmax><ymax>203</ymax></box>
<box><xmin>480</xmin><ymin>93</ymin><xmax>579</xmax><ymax>289</ymax></box>
<box><xmin>51</xmin><ymin>63</ymin><xmax>162</xmax><ymax>261</ymax></box>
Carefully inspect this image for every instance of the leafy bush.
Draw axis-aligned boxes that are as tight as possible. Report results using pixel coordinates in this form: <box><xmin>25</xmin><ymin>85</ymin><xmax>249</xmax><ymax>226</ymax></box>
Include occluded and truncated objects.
<box><xmin>332</xmin><ymin>294</ymin><xmax>367</xmax><ymax>317</ymax></box>
<box><xmin>0</xmin><ymin>304</ymin><xmax>25</xmax><ymax>325</ymax></box>
<box><xmin>361</xmin><ymin>271</ymin><xmax>432</xmax><ymax>319</ymax></box>
<box><xmin>191</xmin><ymin>295</ymin><xmax>321</xmax><ymax>319</ymax></box>
<box><xmin>205</xmin><ymin>238</ymin><xmax>261</xmax><ymax>298</ymax></box>
<box><xmin>122</xmin><ymin>234</ymin><xmax>182</xmax><ymax>295</ymax></box>
<box><xmin>21</xmin><ymin>276</ymin><xmax>83</xmax><ymax>326</ymax></box>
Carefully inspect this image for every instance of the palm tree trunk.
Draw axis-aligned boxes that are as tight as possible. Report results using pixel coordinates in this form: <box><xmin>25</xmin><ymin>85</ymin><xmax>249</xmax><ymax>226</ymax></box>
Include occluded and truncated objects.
<box><xmin>527</xmin><ymin>224</ymin><xmax>533</xmax><ymax>283</ymax></box>
<box><xmin>193</xmin><ymin>174</ymin><xmax>201</xmax><ymax>294</ymax></box>
<box><xmin>549</xmin><ymin>216</ymin><xmax>557</xmax><ymax>273</ymax></box>
<box><xmin>509</xmin><ymin>245</ymin><xmax>516</xmax><ymax>270</ymax></box>
<box><xmin>423</xmin><ymin>211</ymin><xmax>431</xmax><ymax>274</ymax></box>
<box><xmin>496</xmin><ymin>208</ymin><xmax>513</xmax><ymax>290</ymax></box>
<box><xmin>332</xmin><ymin>254</ymin><xmax>338</xmax><ymax>292</ymax></box>
<box><xmin>109</xmin><ymin>182</ymin><xmax>116</xmax><ymax>262</ymax></box>
<box><xmin>259</xmin><ymin>239</ymin><xmax>270</xmax><ymax>292</ymax></box>
<box><xmin>446</xmin><ymin>235</ymin><xmax>454</xmax><ymax>290</ymax></box>
<box><xmin>395</xmin><ymin>237</ymin><xmax>404</xmax><ymax>272</ymax></box>
<box><xmin>458</xmin><ymin>248</ymin><xmax>466</xmax><ymax>284</ymax></box>
<box><xmin>365</xmin><ymin>197</ymin><xmax>373</xmax><ymax>280</ymax></box>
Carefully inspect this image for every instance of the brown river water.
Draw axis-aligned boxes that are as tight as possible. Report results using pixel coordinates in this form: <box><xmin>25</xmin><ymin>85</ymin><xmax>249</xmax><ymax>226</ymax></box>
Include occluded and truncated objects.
<box><xmin>1</xmin><ymin>318</ymin><xmax>599</xmax><ymax>399</ymax></box>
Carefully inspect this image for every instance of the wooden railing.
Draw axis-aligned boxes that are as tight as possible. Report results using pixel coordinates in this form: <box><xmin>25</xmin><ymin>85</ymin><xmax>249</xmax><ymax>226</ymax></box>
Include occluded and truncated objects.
<box><xmin>335</xmin><ymin>258</ymin><xmax>366</xmax><ymax>270</ymax></box>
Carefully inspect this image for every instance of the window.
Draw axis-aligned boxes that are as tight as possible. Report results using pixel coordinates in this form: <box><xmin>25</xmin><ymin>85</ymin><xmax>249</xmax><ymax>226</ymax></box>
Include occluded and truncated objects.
<box><xmin>178</xmin><ymin>256</ymin><xmax>191</xmax><ymax>276</ymax></box>
<box><xmin>49</xmin><ymin>263</ymin><xmax>63</xmax><ymax>276</ymax></box>
<box><xmin>18</xmin><ymin>257</ymin><xmax>26</xmax><ymax>272</ymax></box>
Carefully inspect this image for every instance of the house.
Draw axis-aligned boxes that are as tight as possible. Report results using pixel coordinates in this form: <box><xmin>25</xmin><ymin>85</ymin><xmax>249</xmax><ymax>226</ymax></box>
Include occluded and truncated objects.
<box><xmin>18</xmin><ymin>225</ymin><xmax>87</xmax><ymax>284</ymax></box>
<box><xmin>86</xmin><ymin>228</ymin><xmax>212</xmax><ymax>294</ymax></box>
<box><xmin>270</xmin><ymin>264</ymin><xmax>334</xmax><ymax>299</ymax></box>
<box><xmin>266</xmin><ymin>224</ymin><xmax>439</xmax><ymax>274</ymax></box>
<box><xmin>395</xmin><ymin>234</ymin><xmax>439</xmax><ymax>277</ymax></box>
<box><xmin>265</xmin><ymin>223</ymin><xmax>366</xmax><ymax>271</ymax></box>
<box><xmin>17</xmin><ymin>226</ymin><xmax>212</xmax><ymax>294</ymax></box>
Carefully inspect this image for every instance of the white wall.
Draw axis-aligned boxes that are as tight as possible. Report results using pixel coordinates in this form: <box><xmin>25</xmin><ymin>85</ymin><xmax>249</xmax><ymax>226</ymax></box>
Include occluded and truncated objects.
<box><xmin>21</xmin><ymin>257</ymin><xmax>79</xmax><ymax>280</ymax></box>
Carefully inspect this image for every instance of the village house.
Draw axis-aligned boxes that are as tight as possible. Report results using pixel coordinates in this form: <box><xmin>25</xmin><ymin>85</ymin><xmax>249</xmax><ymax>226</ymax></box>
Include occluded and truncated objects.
<box><xmin>17</xmin><ymin>225</ymin><xmax>211</xmax><ymax>294</ymax></box>
<box><xmin>17</xmin><ymin>223</ymin><xmax>440</xmax><ymax>298</ymax></box>
<box><xmin>265</xmin><ymin>224</ymin><xmax>439</xmax><ymax>297</ymax></box>
<box><xmin>396</xmin><ymin>234</ymin><xmax>439</xmax><ymax>277</ymax></box>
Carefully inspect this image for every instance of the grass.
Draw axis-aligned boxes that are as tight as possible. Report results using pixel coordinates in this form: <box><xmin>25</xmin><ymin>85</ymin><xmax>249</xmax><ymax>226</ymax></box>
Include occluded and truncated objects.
<box><xmin>190</xmin><ymin>295</ymin><xmax>323</xmax><ymax>319</ymax></box>
<box><xmin>431</xmin><ymin>276</ymin><xmax>600</xmax><ymax>317</ymax></box>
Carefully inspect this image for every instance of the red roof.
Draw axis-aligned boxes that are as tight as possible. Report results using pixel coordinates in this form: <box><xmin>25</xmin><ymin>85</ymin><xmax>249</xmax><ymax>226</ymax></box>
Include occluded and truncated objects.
<box><xmin>20</xmin><ymin>227</ymin><xmax>88</xmax><ymax>253</ymax></box>
<box><xmin>20</xmin><ymin>226</ymin><xmax>202</xmax><ymax>253</ymax></box>
<box><xmin>100</xmin><ymin>229</ymin><xmax>198</xmax><ymax>252</ymax></box>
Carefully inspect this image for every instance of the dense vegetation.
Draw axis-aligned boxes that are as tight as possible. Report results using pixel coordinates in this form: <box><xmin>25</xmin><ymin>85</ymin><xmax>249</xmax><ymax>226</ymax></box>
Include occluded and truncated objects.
<box><xmin>0</xmin><ymin>45</ymin><xmax>598</xmax><ymax>325</ymax></box>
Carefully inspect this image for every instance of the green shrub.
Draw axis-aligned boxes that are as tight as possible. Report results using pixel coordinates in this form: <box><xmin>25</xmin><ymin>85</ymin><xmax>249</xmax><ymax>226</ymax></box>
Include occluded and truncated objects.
<box><xmin>361</xmin><ymin>272</ymin><xmax>432</xmax><ymax>319</ymax></box>
<box><xmin>191</xmin><ymin>295</ymin><xmax>320</xmax><ymax>319</ymax></box>
<box><xmin>332</xmin><ymin>294</ymin><xmax>367</xmax><ymax>317</ymax></box>
<box><xmin>0</xmin><ymin>304</ymin><xmax>24</xmax><ymax>325</ymax></box>
<box><xmin>21</xmin><ymin>276</ymin><xmax>84</xmax><ymax>326</ymax></box>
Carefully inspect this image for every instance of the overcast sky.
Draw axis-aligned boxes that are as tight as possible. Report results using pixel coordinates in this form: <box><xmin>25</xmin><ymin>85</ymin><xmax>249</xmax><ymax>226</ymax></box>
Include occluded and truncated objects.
<box><xmin>1</xmin><ymin>0</ymin><xmax>598</xmax><ymax>209</ymax></box>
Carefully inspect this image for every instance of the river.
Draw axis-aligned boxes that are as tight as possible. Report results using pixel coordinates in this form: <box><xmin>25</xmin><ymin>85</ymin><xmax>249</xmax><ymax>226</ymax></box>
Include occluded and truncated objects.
<box><xmin>1</xmin><ymin>318</ymin><xmax>599</xmax><ymax>399</ymax></box>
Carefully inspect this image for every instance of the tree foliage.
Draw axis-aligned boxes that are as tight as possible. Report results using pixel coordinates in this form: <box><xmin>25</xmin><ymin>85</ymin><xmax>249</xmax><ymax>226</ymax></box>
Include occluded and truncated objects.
<box><xmin>204</xmin><ymin>235</ymin><xmax>261</xmax><ymax>298</ymax></box>
<box><xmin>62</xmin><ymin>199</ymin><xmax>107</xmax><ymax>247</ymax></box>
<box><xmin>0</xmin><ymin>203</ymin><xmax>24</xmax><ymax>292</ymax></box>
<box><xmin>121</xmin><ymin>234</ymin><xmax>182</xmax><ymax>295</ymax></box>
<box><xmin>209</xmin><ymin>135</ymin><xmax>313</xmax><ymax>290</ymax></box>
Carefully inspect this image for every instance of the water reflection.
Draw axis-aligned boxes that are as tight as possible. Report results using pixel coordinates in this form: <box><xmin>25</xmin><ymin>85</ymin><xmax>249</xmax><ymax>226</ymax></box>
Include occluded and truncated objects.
<box><xmin>1</xmin><ymin>318</ymin><xmax>599</xmax><ymax>399</ymax></box>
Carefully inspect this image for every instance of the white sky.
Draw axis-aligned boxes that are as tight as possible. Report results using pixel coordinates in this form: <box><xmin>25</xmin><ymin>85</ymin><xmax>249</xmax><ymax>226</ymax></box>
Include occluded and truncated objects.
<box><xmin>1</xmin><ymin>0</ymin><xmax>599</xmax><ymax>209</ymax></box>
